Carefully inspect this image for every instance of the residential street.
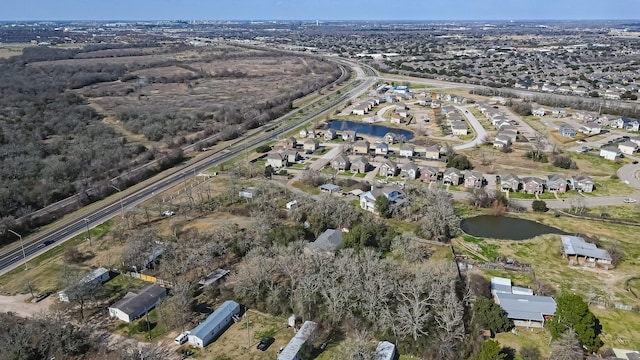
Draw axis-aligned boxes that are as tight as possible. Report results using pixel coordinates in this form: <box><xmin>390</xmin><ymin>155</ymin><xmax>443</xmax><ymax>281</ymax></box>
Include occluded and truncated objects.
<box><xmin>453</xmin><ymin>105</ymin><xmax>487</xmax><ymax>150</ymax></box>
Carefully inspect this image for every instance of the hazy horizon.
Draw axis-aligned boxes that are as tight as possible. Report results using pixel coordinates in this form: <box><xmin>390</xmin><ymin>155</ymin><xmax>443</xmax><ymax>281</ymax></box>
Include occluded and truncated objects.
<box><xmin>2</xmin><ymin>0</ymin><xmax>640</xmax><ymax>22</ymax></box>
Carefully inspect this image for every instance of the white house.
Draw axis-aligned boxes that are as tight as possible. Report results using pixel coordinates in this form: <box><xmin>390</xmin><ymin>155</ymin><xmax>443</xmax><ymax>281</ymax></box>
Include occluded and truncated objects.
<box><xmin>618</xmin><ymin>141</ymin><xmax>638</xmax><ymax>155</ymax></box>
<box><xmin>58</xmin><ymin>267</ymin><xmax>110</xmax><ymax>302</ymax></box>
<box><xmin>532</xmin><ymin>108</ymin><xmax>546</xmax><ymax>117</ymax></box>
<box><xmin>188</xmin><ymin>300</ymin><xmax>241</xmax><ymax>348</ymax></box>
<box><xmin>399</xmin><ymin>144</ymin><xmax>414</xmax><ymax>157</ymax></box>
<box><xmin>375</xmin><ymin>142</ymin><xmax>389</xmax><ymax>155</ymax></box>
<box><xmin>451</xmin><ymin>121</ymin><xmax>468</xmax><ymax>135</ymax></box>
<box><xmin>600</xmin><ymin>146</ymin><xmax>622</xmax><ymax>160</ymax></box>
<box><xmin>108</xmin><ymin>284</ymin><xmax>166</xmax><ymax>323</ymax></box>
<box><xmin>278</xmin><ymin>321</ymin><xmax>319</xmax><ymax>360</ymax></box>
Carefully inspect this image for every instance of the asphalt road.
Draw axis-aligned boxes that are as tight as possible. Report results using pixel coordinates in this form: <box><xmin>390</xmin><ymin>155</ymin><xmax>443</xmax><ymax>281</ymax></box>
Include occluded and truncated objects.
<box><xmin>453</xmin><ymin>106</ymin><xmax>487</xmax><ymax>150</ymax></box>
<box><xmin>0</xmin><ymin>68</ymin><xmax>376</xmax><ymax>275</ymax></box>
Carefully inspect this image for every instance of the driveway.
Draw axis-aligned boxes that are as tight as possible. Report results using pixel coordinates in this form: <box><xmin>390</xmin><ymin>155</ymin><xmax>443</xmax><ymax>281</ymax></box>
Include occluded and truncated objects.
<box><xmin>453</xmin><ymin>106</ymin><xmax>487</xmax><ymax>150</ymax></box>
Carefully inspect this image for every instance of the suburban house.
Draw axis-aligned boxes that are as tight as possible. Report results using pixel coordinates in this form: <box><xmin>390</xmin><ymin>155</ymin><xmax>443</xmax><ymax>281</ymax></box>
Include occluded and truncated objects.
<box><xmin>463</xmin><ymin>171</ymin><xmax>484</xmax><ymax>189</ymax></box>
<box><xmin>600</xmin><ymin>146</ymin><xmax>622</xmax><ymax>160</ymax></box>
<box><xmin>379</xmin><ymin>160</ymin><xmax>398</xmax><ymax>177</ymax></box>
<box><xmin>546</xmin><ymin>174</ymin><xmax>568</xmax><ymax>193</ymax></box>
<box><xmin>238</xmin><ymin>187</ymin><xmax>259</xmax><ymax>199</ymax></box>
<box><xmin>342</xmin><ymin>130</ymin><xmax>357</xmax><ymax>142</ymax></box>
<box><xmin>578</xmin><ymin>123</ymin><xmax>602</xmax><ymax>135</ymax></box>
<box><xmin>283</xmin><ymin>150</ymin><xmax>300</xmax><ymax>164</ymax></box>
<box><xmin>384</xmin><ymin>132</ymin><xmax>398</xmax><ymax>144</ymax></box>
<box><xmin>532</xmin><ymin>108</ymin><xmax>546</xmax><ymax>117</ymax></box>
<box><xmin>266</xmin><ymin>152</ymin><xmax>287</xmax><ymax>168</ymax></box>
<box><xmin>108</xmin><ymin>284</ymin><xmax>167</xmax><ymax>323</ymax></box>
<box><xmin>571</xmin><ymin>174</ymin><xmax>594</xmax><ymax>193</ymax></box>
<box><xmin>420</xmin><ymin>166</ymin><xmax>439</xmax><ymax>182</ymax></box>
<box><xmin>375</xmin><ymin>142</ymin><xmax>389</xmax><ymax>155</ymax></box>
<box><xmin>443</xmin><ymin>168</ymin><xmax>463</xmax><ymax>186</ymax></box>
<box><xmin>188</xmin><ymin>300</ymin><xmax>241</xmax><ymax>348</ymax></box>
<box><xmin>618</xmin><ymin>141</ymin><xmax>638</xmax><ymax>155</ymax></box>
<box><xmin>522</xmin><ymin>177</ymin><xmax>545</xmax><ymax>194</ymax></box>
<box><xmin>493</xmin><ymin>135</ymin><xmax>512</xmax><ymax>148</ymax></box>
<box><xmin>353</xmin><ymin>140</ymin><xmax>370</xmax><ymax>155</ymax></box>
<box><xmin>374</xmin><ymin>341</ymin><xmax>399</xmax><ymax>360</ymax></box>
<box><xmin>303</xmin><ymin>138</ymin><xmax>320</xmax><ymax>153</ymax></box>
<box><xmin>630</xmin><ymin>136</ymin><xmax>640</xmax><ymax>147</ymax></box>
<box><xmin>399</xmin><ymin>144</ymin><xmax>415</xmax><ymax>157</ymax></box>
<box><xmin>284</xmin><ymin>137</ymin><xmax>297</xmax><ymax>149</ymax></box>
<box><xmin>558</xmin><ymin>124</ymin><xmax>576</xmax><ymax>137</ymax></box>
<box><xmin>350</xmin><ymin>157</ymin><xmax>370</xmax><ymax>173</ymax></box>
<box><xmin>451</xmin><ymin>121</ymin><xmax>468</xmax><ymax>136</ymax></box>
<box><xmin>352</xmin><ymin>105</ymin><xmax>368</xmax><ymax>115</ymax></box>
<box><xmin>306</xmin><ymin>229</ymin><xmax>344</xmax><ymax>255</ymax></box>
<box><xmin>58</xmin><ymin>267</ymin><xmax>110</xmax><ymax>303</ymax></box>
<box><xmin>552</xmin><ymin>109</ymin><xmax>567</xmax><ymax>117</ymax></box>
<box><xmin>331</xmin><ymin>155</ymin><xmax>350</xmax><ymax>171</ymax></box>
<box><xmin>299</xmin><ymin>128</ymin><xmax>316</xmax><ymax>138</ymax></box>
<box><xmin>561</xmin><ymin>235</ymin><xmax>612</xmax><ymax>267</ymax></box>
<box><xmin>499</xmin><ymin>130</ymin><xmax>517</xmax><ymax>143</ymax></box>
<box><xmin>324</xmin><ymin>129</ymin><xmax>337</xmax><ymax>141</ymax></box>
<box><xmin>390</xmin><ymin>113</ymin><xmax>405</xmax><ymax>124</ymax></box>
<box><xmin>424</xmin><ymin>145</ymin><xmax>441</xmax><ymax>160</ymax></box>
<box><xmin>500</xmin><ymin>173</ymin><xmax>521</xmax><ymax>192</ymax></box>
<box><xmin>277</xmin><ymin>321</ymin><xmax>319</xmax><ymax>360</ymax></box>
<box><xmin>319</xmin><ymin>184</ymin><xmax>341</xmax><ymax>194</ymax></box>
<box><xmin>399</xmin><ymin>161</ymin><xmax>419</xmax><ymax>180</ymax></box>
<box><xmin>359</xmin><ymin>185</ymin><xmax>406</xmax><ymax>214</ymax></box>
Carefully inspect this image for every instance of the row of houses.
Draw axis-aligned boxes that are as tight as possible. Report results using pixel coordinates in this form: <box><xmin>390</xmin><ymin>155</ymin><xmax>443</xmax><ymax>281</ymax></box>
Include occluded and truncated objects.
<box><xmin>499</xmin><ymin>173</ymin><xmax>594</xmax><ymax>193</ymax></box>
<box><xmin>474</xmin><ymin>103</ymin><xmax>520</xmax><ymax>147</ymax></box>
<box><xmin>441</xmin><ymin>104</ymin><xmax>469</xmax><ymax>135</ymax></box>
<box><xmin>599</xmin><ymin>140</ymin><xmax>640</xmax><ymax>160</ymax></box>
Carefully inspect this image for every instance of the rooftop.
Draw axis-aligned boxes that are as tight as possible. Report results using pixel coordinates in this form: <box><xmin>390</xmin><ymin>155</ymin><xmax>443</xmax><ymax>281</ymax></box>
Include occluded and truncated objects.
<box><xmin>109</xmin><ymin>283</ymin><xmax>166</xmax><ymax>316</ymax></box>
<box><xmin>495</xmin><ymin>292</ymin><xmax>557</xmax><ymax>322</ymax></box>
<box><xmin>278</xmin><ymin>321</ymin><xmax>318</xmax><ymax>360</ymax></box>
<box><xmin>561</xmin><ymin>235</ymin><xmax>612</xmax><ymax>260</ymax></box>
<box><xmin>190</xmin><ymin>300</ymin><xmax>240</xmax><ymax>340</ymax></box>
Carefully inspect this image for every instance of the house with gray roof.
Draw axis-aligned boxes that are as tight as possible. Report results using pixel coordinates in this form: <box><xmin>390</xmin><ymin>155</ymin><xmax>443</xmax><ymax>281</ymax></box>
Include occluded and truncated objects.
<box><xmin>278</xmin><ymin>321</ymin><xmax>319</xmax><ymax>360</ymax></box>
<box><xmin>374</xmin><ymin>341</ymin><xmax>398</xmax><ymax>360</ymax></box>
<box><xmin>399</xmin><ymin>161</ymin><xmax>419</xmax><ymax>180</ymax></box>
<box><xmin>188</xmin><ymin>300</ymin><xmax>241</xmax><ymax>348</ymax></box>
<box><xmin>495</xmin><ymin>292</ymin><xmax>557</xmax><ymax>328</ymax></box>
<box><xmin>571</xmin><ymin>174</ymin><xmax>594</xmax><ymax>193</ymax></box>
<box><xmin>108</xmin><ymin>284</ymin><xmax>166</xmax><ymax>323</ymax></box>
<box><xmin>561</xmin><ymin>235</ymin><xmax>612</xmax><ymax>266</ymax></box>
<box><xmin>500</xmin><ymin>173</ymin><xmax>521</xmax><ymax>192</ymax></box>
<box><xmin>331</xmin><ymin>155</ymin><xmax>350</xmax><ymax>171</ymax></box>
<box><xmin>379</xmin><ymin>160</ymin><xmax>398</xmax><ymax>177</ymax></box>
<box><xmin>306</xmin><ymin>229</ymin><xmax>344</xmax><ymax>254</ymax></box>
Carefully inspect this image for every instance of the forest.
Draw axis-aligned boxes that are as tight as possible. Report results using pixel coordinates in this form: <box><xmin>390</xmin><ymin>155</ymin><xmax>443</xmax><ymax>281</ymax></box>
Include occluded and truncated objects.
<box><xmin>0</xmin><ymin>44</ymin><xmax>340</xmax><ymax>242</ymax></box>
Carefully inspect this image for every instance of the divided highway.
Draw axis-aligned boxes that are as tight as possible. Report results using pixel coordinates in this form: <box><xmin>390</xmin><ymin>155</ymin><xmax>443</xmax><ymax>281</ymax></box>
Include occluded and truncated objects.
<box><xmin>0</xmin><ymin>66</ymin><xmax>376</xmax><ymax>275</ymax></box>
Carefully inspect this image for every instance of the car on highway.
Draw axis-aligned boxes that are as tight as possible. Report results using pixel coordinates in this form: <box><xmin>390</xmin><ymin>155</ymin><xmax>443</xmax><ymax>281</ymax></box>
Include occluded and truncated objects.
<box><xmin>257</xmin><ymin>337</ymin><xmax>275</xmax><ymax>351</ymax></box>
<box><xmin>624</xmin><ymin>198</ymin><xmax>637</xmax><ymax>203</ymax></box>
<box><xmin>43</xmin><ymin>240</ymin><xmax>56</xmax><ymax>246</ymax></box>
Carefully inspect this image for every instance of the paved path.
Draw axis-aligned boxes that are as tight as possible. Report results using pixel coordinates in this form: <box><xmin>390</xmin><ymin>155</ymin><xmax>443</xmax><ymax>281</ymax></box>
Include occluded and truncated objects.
<box><xmin>453</xmin><ymin>105</ymin><xmax>487</xmax><ymax>150</ymax></box>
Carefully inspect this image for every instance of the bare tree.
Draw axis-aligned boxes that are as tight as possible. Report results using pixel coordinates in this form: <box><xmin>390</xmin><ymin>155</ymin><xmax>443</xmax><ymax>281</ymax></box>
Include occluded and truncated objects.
<box><xmin>420</xmin><ymin>189</ymin><xmax>460</xmax><ymax>242</ymax></box>
<box><xmin>532</xmin><ymin>132</ymin><xmax>547</xmax><ymax>160</ymax></box>
<box><xmin>549</xmin><ymin>329</ymin><xmax>583</xmax><ymax>360</ymax></box>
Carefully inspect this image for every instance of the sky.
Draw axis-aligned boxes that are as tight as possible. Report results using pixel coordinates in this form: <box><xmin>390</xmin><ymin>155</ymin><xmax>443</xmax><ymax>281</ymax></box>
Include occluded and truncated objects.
<box><xmin>2</xmin><ymin>0</ymin><xmax>640</xmax><ymax>21</ymax></box>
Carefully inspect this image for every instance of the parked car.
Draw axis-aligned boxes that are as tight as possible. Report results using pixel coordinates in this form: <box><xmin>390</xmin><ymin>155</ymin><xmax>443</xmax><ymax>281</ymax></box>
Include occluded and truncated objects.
<box><xmin>576</xmin><ymin>140</ymin><xmax>586</xmax><ymax>144</ymax></box>
<box><xmin>162</xmin><ymin>211</ymin><xmax>175</xmax><ymax>216</ymax></box>
<box><xmin>257</xmin><ymin>337</ymin><xmax>275</xmax><ymax>351</ymax></box>
<box><xmin>175</xmin><ymin>331</ymin><xmax>189</xmax><ymax>345</ymax></box>
<box><xmin>624</xmin><ymin>198</ymin><xmax>637</xmax><ymax>203</ymax></box>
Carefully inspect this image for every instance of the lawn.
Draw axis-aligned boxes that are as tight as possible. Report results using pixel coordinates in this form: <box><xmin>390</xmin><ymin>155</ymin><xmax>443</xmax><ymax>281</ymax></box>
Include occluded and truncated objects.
<box><xmin>495</xmin><ymin>329</ymin><xmax>550</xmax><ymax>359</ymax></box>
<box><xmin>291</xmin><ymin>181</ymin><xmax>321</xmax><ymax>195</ymax></box>
<box><xmin>469</xmin><ymin>211</ymin><xmax>640</xmax><ymax>349</ymax></box>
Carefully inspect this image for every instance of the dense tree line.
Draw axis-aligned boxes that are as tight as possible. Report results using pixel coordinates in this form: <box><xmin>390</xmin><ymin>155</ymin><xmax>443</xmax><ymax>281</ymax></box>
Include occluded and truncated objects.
<box><xmin>0</xmin><ymin>45</ymin><xmax>339</xmax><ymax>241</ymax></box>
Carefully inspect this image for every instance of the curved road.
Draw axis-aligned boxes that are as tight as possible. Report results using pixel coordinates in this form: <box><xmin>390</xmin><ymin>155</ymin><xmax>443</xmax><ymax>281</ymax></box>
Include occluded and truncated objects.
<box><xmin>453</xmin><ymin>106</ymin><xmax>487</xmax><ymax>150</ymax></box>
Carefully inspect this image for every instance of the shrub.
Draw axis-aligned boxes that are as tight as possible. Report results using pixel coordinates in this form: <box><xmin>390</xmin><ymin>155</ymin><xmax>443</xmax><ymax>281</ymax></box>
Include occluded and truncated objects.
<box><xmin>255</xmin><ymin>144</ymin><xmax>272</xmax><ymax>153</ymax></box>
<box><xmin>532</xmin><ymin>200</ymin><xmax>548</xmax><ymax>212</ymax></box>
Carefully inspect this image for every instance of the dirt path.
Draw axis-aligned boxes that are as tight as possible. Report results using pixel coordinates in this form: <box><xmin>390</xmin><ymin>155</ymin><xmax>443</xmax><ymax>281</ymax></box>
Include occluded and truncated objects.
<box><xmin>0</xmin><ymin>294</ymin><xmax>54</xmax><ymax>318</ymax></box>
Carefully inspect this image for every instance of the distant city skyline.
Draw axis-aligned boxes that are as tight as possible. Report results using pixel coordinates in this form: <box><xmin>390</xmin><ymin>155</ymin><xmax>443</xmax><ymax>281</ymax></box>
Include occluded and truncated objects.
<box><xmin>2</xmin><ymin>0</ymin><xmax>640</xmax><ymax>21</ymax></box>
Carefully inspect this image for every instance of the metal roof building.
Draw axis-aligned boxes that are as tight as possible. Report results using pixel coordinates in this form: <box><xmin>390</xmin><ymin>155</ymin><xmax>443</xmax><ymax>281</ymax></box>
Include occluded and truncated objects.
<box><xmin>374</xmin><ymin>341</ymin><xmax>398</xmax><ymax>360</ymax></box>
<box><xmin>561</xmin><ymin>235</ymin><xmax>612</xmax><ymax>262</ymax></box>
<box><xmin>108</xmin><ymin>283</ymin><xmax>166</xmax><ymax>322</ymax></box>
<box><xmin>495</xmin><ymin>292</ymin><xmax>556</xmax><ymax>328</ymax></box>
<box><xmin>188</xmin><ymin>300</ymin><xmax>241</xmax><ymax>348</ymax></box>
<box><xmin>277</xmin><ymin>321</ymin><xmax>319</xmax><ymax>360</ymax></box>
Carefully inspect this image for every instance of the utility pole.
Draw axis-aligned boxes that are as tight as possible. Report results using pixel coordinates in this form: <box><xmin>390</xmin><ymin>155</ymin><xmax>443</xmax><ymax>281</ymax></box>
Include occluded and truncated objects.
<box><xmin>246</xmin><ymin>312</ymin><xmax>251</xmax><ymax>348</ymax></box>
<box><xmin>8</xmin><ymin>229</ymin><xmax>27</xmax><ymax>270</ymax></box>
<box><xmin>83</xmin><ymin>218</ymin><xmax>91</xmax><ymax>246</ymax></box>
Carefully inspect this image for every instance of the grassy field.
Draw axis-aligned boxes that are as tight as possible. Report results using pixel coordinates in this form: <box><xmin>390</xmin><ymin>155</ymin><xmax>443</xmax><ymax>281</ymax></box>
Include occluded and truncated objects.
<box><xmin>458</xmin><ymin>210</ymin><xmax>640</xmax><ymax>349</ymax></box>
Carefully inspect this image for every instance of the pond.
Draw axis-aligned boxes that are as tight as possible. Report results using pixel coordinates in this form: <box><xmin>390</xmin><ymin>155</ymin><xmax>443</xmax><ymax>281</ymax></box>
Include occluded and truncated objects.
<box><xmin>327</xmin><ymin>120</ymin><xmax>414</xmax><ymax>141</ymax></box>
<box><xmin>460</xmin><ymin>215</ymin><xmax>566</xmax><ymax>240</ymax></box>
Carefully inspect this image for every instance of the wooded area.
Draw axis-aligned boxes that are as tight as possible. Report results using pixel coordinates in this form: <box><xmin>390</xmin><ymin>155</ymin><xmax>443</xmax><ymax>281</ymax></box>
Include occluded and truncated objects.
<box><xmin>0</xmin><ymin>44</ymin><xmax>340</xmax><ymax>242</ymax></box>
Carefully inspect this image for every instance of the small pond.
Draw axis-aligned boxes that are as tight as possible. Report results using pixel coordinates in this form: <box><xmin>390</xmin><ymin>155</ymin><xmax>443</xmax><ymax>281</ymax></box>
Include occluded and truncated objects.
<box><xmin>460</xmin><ymin>215</ymin><xmax>566</xmax><ymax>240</ymax></box>
<box><xmin>327</xmin><ymin>120</ymin><xmax>414</xmax><ymax>141</ymax></box>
